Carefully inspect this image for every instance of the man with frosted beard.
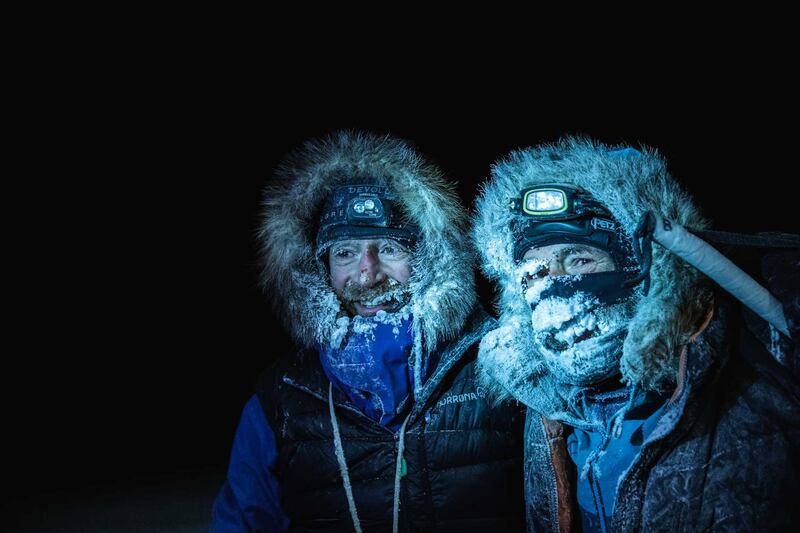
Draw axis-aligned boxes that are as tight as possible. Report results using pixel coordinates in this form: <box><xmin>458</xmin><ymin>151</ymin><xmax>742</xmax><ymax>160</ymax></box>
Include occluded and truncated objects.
<box><xmin>472</xmin><ymin>137</ymin><xmax>800</xmax><ymax>532</ymax></box>
<box><xmin>211</xmin><ymin>131</ymin><xmax>524</xmax><ymax>532</ymax></box>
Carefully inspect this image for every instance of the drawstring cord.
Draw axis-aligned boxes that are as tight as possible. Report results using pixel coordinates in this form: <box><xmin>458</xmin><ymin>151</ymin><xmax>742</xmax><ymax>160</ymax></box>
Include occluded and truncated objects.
<box><xmin>329</xmin><ymin>382</ymin><xmax>411</xmax><ymax>533</ymax></box>
<box><xmin>393</xmin><ymin>414</ymin><xmax>411</xmax><ymax>533</ymax></box>
<box><xmin>329</xmin><ymin>382</ymin><xmax>362</xmax><ymax>533</ymax></box>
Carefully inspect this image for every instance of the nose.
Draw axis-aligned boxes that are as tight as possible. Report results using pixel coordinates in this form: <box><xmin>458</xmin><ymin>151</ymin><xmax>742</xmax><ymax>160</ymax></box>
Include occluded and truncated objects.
<box><xmin>547</xmin><ymin>260</ymin><xmax>567</xmax><ymax>277</ymax></box>
<box><xmin>358</xmin><ymin>246</ymin><xmax>385</xmax><ymax>286</ymax></box>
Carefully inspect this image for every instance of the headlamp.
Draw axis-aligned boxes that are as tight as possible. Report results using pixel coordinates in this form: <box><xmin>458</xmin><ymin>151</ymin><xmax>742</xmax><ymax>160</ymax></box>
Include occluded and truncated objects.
<box><xmin>510</xmin><ymin>184</ymin><xmax>633</xmax><ymax>267</ymax></box>
<box><xmin>522</xmin><ymin>188</ymin><xmax>568</xmax><ymax>215</ymax></box>
<box><xmin>348</xmin><ymin>196</ymin><xmax>385</xmax><ymax>220</ymax></box>
<box><xmin>511</xmin><ymin>185</ymin><xmax>609</xmax><ymax>220</ymax></box>
<box><xmin>316</xmin><ymin>184</ymin><xmax>420</xmax><ymax>257</ymax></box>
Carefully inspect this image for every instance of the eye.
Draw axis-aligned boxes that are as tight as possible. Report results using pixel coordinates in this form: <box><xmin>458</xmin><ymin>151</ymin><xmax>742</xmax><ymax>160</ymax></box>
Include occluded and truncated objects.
<box><xmin>380</xmin><ymin>241</ymin><xmax>407</xmax><ymax>257</ymax></box>
<box><xmin>562</xmin><ymin>254</ymin><xmax>599</xmax><ymax>275</ymax></box>
<box><xmin>332</xmin><ymin>248</ymin><xmax>355</xmax><ymax>259</ymax></box>
<box><xmin>567</xmin><ymin>257</ymin><xmax>594</xmax><ymax>267</ymax></box>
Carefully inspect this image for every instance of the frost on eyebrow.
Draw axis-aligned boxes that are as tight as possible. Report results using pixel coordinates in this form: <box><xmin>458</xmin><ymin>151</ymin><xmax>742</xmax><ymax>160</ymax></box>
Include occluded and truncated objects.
<box><xmin>558</xmin><ymin>245</ymin><xmax>603</xmax><ymax>258</ymax></box>
<box><xmin>379</xmin><ymin>238</ymin><xmax>410</xmax><ymax>252</ymax></box>
<box><xmin>558</xmin><ymin>246</ymin><xmax>618</xmax><ymax>270</ymax></box>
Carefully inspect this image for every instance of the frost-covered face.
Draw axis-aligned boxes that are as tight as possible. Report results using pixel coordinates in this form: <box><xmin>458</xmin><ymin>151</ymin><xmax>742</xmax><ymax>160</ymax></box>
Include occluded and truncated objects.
<box><xmin>328</xmin><ymin>238</ymin><xmax>412</xmax><ymax>317</ymax></box>
<box><xmin>521</xmin><ymin>243</ymin><xmax>616</xmax><ymax>278</ymax></box>
<box><xmin>519</xmin><ymin>243</ymin><xmax>634</xmax><ymax>386</ymax></box>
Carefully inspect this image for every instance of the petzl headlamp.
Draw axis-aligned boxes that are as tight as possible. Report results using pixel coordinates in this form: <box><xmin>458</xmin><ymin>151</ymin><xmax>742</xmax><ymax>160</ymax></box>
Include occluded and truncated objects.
<box><xmin>510</xmin><ymin>184</ymin><xmax>632</xmax><ymax>266</ymax></box>
<box><xmin>520</xmin><ymin>187</ymin><xmax>570</xmax><ymax>216</ymax></box>
<box><xmin>316</xmin><ymin>184</ymin><xmax>419</xmax><ymax>256</ymax></box>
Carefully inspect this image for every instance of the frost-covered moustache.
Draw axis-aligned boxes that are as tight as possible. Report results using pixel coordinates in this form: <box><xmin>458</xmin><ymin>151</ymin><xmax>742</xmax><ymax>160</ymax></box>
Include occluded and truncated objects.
<box><xmin>338</xmin><ymin>277</ymin><xmax>411</xmax><ymax>314</ymax></box>
<box><xmin>523</xmin><ymin>267</ymin><xmax>637</xmax><ymax>386</ymax></box>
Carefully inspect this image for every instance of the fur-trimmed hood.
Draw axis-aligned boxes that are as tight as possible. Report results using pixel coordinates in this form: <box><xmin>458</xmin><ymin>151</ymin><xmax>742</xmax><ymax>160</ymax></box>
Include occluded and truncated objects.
<box><xmin>258</xmin><ymin>131</ymin><xmax>476</xmax><ymax>353</ymax></box>
<box><xmin>473</xmin><ymin>137</ymin><xmax>714</xmax><ymax>393</ymax></box>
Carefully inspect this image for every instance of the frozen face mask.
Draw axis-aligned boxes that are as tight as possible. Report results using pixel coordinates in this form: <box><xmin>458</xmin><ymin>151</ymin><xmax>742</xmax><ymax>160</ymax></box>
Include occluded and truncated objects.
<box><xmin>521</xmin><ymin>264</ymin><xmax>637</xmax><ymax>386</ymax></box>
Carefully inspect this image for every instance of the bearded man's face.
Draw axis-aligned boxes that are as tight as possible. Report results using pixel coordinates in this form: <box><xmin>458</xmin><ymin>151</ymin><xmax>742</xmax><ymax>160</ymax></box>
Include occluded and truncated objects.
<box><xmin>328</xmin><ymin>238</ymin><xmax>412</xmax><ymax>317</ymax></box>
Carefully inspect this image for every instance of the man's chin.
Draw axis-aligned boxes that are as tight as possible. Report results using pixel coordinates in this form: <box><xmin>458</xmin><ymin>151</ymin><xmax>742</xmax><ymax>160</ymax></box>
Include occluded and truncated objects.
<box><xmin>352</xmin><ymin>301</ymin><xmax>392</xmax><ymax>317</ymax></box>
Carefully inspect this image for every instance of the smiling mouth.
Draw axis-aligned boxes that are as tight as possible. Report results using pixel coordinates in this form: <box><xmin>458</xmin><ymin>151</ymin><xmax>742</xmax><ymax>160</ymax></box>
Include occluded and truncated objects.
<box><xmin>353</xmin><ymin>301</ymin><xmax>391</xmax><ymax>316</ymax></box>
<box><xmin>352</xmin><ymin>292</ymin><xmax>403</xmax><ymax>316</ymax></box>
<box><xmin>361</xmin><ymin>290</ymin><xmax>399</xmax><ymax>306</ymax></box>
<box><xmin>354</xmin><ymin>287</ymin><xmax>409</xmax><ymax>314</ymax></box>
<box><xmin>340</xmin><ymin>281</ymin><xmax>411</xmax><ymax>318</ymax></box>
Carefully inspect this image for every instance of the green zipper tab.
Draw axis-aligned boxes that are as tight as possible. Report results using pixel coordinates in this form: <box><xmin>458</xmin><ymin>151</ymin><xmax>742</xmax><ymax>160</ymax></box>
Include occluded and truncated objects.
<box><xmin>401</xmin><ymin>457</ymin><xmax>407</xmax><ymax>477</ymax></box>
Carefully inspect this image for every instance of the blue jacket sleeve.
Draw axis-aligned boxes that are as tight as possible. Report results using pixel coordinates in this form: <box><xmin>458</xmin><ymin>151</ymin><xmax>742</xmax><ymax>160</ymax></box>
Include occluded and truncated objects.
<box><xmin>210</xmin><ymin>394</ymin><xmax>290</xmax><ymax>532</ymax></box>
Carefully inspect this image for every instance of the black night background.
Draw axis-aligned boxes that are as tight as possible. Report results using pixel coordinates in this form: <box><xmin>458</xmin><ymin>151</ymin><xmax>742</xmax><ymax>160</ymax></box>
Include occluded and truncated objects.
<box><xmin>5</xmin><ymin>78</ymin><xmax>798</xmax><ymax>530</ymax></box>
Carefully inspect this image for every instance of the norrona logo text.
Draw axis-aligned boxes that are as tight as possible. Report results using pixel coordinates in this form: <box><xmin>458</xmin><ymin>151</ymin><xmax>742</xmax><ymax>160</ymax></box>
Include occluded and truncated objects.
<box><xmin>437</xmin><ymin>386</ymin><xmax>487</xmax><ymax>408</ymax></box>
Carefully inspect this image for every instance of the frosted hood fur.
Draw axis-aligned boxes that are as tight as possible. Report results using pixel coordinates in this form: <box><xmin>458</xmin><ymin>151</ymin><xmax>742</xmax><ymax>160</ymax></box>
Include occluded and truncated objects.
<box><xmin>258</xmin><ymin>131</ymin><xmax>476</xmax><ymax>354</ymax></box>
<box><xmin>473</xmin><ymin>137</ymin><xmax>714</xmax><ymax>396</ymax></box>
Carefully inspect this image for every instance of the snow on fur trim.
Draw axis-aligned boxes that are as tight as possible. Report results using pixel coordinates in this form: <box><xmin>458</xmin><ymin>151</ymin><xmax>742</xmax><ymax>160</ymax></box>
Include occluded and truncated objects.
<box><xmin>258</xmin><ymin>131</ymin><xmax>476</xmax><ymax>352</ymax></box>
<box><xmin>473</xmin><ymin>137</ymin><xmax>714</xmax><ymax>389</ymax></box>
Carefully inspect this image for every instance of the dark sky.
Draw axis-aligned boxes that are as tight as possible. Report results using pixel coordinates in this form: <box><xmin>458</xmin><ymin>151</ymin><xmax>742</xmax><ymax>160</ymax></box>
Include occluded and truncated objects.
<box><xmin>9</xmin><ymin>91</ymin><xmax>798</xmax><ymax>512</ymax></box>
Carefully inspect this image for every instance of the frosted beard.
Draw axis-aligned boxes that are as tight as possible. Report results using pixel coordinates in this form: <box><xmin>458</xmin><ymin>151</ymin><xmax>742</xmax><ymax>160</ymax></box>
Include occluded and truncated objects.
<box><xmin>524</xmin><ymin>266</ymin><xmax>637</xmax><ymax>387</ymax></box>
<box><xmin>338</xmin><ymin>276</ymin><xmax>412</xmax><ymax>316</ymax></box>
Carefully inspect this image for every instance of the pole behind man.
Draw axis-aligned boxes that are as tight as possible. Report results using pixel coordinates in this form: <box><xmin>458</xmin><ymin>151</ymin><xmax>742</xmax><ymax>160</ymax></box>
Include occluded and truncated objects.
<box><xmin>473</xmin><ymin>137</ymin><xmax>799</xmax><ymax>531</ymax></box>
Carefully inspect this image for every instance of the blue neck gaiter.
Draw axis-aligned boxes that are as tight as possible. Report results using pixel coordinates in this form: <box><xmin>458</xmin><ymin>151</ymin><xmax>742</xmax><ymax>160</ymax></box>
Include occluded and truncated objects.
<box><xmin>320</xmin><ymin>315</ymin><xmax>417</xmax><ymax>431</ymax></box>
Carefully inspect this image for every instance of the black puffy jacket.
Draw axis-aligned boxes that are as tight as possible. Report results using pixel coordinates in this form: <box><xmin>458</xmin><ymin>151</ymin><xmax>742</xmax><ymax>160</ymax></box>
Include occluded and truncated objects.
<box><xmin>258</xmin><ymin>308</ymin><xmax>525</xmax><ymax>532</ymax></box>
